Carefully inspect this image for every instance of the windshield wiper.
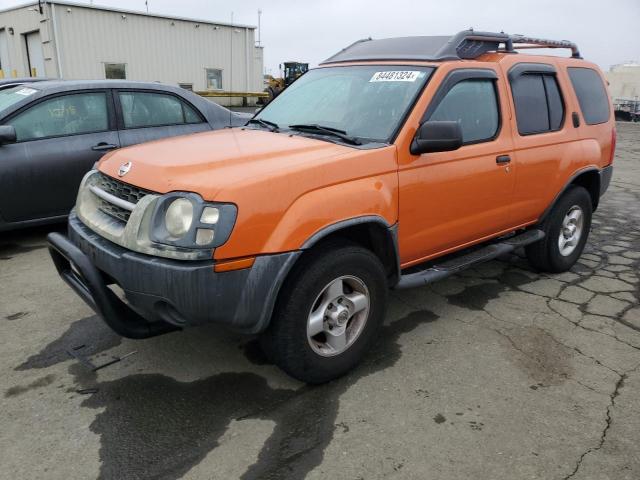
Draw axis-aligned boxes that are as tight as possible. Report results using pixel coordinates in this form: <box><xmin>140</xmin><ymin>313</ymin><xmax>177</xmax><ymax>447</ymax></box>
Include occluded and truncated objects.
<box><xmin>247</xmin><ymin>118</ymin><xmax>279</xmax><ymax>132</ymax></box>
<box><xmin>288</xmin><ymin>124</ymin><xmax>362</xmax><ymax>146</ymax></box>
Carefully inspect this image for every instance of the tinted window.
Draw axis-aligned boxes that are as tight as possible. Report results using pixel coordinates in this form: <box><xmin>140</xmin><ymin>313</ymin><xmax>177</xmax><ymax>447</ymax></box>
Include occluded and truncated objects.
<box><xmin>429</xmin><ymin>79</ymin><xmax>499</xmax><ymax>143</ymax></box>
<box><xmin>568</xmin><ymin>67</ymin><xmax>610</xmax><ymax>125</ymax></box>
<box><xmin>119</xmin><ymin>91</ymin><xmax>203</xmax><ymax>128</ymax></box>
<box><xmin>9</xmin><ymin>92</ymin><xmax>109</xmax><ymax>141</ymax></box>
<box><xmin>511</xmin><ymin>73</ymin><xmax>565</xmax><ymax>135</ymax></box>
<box><xmin>544</xmin><ymin>75</ymin><xmax>564</xmax><ymax>130</ymax></box>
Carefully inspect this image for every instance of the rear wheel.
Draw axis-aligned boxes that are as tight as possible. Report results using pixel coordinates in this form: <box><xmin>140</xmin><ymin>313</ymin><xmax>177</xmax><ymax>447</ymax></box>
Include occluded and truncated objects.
<box><xmin>261</xmin><ymin>242</ymin><xmax>387</xmax><ymax>384</ymax></box>
<box><xmin>526</xmin><ymin>185</ymin><xmax>592</xmax><ymax>272</ymax></box>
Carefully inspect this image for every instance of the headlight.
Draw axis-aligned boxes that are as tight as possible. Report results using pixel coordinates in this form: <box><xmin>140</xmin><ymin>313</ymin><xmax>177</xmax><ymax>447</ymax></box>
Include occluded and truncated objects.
<box><xmin>150</xmin><ymin>193</ymin><xmax>237</xmax><ymax>250</ymax></box>
<box><xmin>165</xmin><ymin>198</ymin><xmax>194</xmax><ymax>238</ymax></box>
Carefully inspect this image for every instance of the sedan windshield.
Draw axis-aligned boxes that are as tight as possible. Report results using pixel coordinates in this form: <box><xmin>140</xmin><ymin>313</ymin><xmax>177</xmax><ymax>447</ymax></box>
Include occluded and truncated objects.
<box><xmin>255</xmin><ymin>65</ymin><xmax>433</xmax><ymax>143</ymax></box>
<box><xmin>0</xmin><ymin>86</ymin><xmax>38</xmax><ymax>113</ymax></box>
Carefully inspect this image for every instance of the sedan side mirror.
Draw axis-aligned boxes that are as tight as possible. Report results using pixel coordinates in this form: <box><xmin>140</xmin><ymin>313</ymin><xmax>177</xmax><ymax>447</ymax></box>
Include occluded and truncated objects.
<box><xmin>410</xmin><ymin>120</ymin><xmax>463</xmax><ymax>155</ymax></box>
<box><xmin>0</xmin><ymin>125</ymin><xmax>17</xmax><ymax>145</ymax></box>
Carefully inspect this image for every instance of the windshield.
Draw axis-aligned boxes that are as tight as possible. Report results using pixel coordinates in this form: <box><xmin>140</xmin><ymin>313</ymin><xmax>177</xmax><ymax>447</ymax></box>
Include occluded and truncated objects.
<box><xmin>0</xmin><ymin>86</ymin><xmax>38</xmax><ymax>113</ymax></box>
<box><xmin>255</xmin><ymin>65</ymin><xmax>433</xmax><ymax>143</ymax></box>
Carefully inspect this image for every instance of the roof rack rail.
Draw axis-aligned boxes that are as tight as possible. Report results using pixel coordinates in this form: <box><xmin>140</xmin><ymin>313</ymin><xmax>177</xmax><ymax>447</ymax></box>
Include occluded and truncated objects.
<box><xmin>320</xmin><ymin>30</ymin><xmax>582</xmax><ymax>65</ymax></box>
<box><xmin>449</xmin><ymin>30</ymin><xmax>582</xmax><ymax>60</ymax></box>
<box><xmin>508</xmin><ymin>35</ymin><xmax>581</xmax><ymax>59</ymax></box>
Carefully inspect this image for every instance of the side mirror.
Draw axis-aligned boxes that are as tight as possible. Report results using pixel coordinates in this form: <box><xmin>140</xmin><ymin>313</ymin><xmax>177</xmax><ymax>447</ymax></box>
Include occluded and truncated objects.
<box><xmin>410</xmin><ymin>120</ymin><xmax>463</xmax><ymax>155</ymax></box>
<box><xmin>0</xmin><ymin>125</ymin><xmax>17</xmax><ymax>145</ymax></box>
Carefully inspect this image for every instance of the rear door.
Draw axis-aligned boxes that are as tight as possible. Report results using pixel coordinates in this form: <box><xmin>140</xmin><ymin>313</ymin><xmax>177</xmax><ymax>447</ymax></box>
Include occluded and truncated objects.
<box><xmin>0</xmin><ymin>90</ymin><xmax>119</xmax><ymax>222</ymax></box>
<box><xmin>502</xmin><ymin>61</ymin><xmax>580</xmax><ymax>225</ymax></box>
<box><xmin>398</xmin><ymin>66</ymin><xmax>517</xmax><ymax>265</ymax></box>
<box><xmin>114</xmin><ymin>89</ymin><xmax>210</xmax><ymax>147</ymax></box>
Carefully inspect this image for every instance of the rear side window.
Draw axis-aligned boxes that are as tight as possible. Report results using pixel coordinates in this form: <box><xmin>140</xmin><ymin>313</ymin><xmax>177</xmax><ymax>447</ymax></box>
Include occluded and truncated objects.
<box><xmin>429</xmin><ymin>79</ymin><xmax>499</xmax><ymax>143</ymax></box>
<box><xmin>510</xmin><ymin>73</ymin><xmax>565</xmax><ymax>135</ymax></box>
<box><xmin>568</xmin><ymin>67</ymin><xmax>610</xmax><ymax>125</ymax></box>
<box><xmin>118</xmin><ymin>91</ymin><xmax>203</xmax><ymax>129</ymax></box>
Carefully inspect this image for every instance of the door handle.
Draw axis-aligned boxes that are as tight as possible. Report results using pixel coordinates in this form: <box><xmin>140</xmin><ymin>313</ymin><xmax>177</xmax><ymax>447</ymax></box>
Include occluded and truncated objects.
<box><xmin>496</xmin><ymin>155</ymin><xmax>511</xmax><ymax>165</ymax></box>
<box><xmin>572</xmin><ymin>112</ymin><xmax>581</xmax><ymax>128</ymax></box>
<box><xmin>92</xmin><ymin>142</ymin><xmax>118</xmax><ymax>151</ymax></box>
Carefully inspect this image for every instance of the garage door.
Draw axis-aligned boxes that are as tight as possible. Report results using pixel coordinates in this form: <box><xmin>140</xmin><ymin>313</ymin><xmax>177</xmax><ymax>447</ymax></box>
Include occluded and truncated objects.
<box><xmin>25</xmin><ymin>31</ymin><xmax>45</xmax><ymax>77</ymax></box>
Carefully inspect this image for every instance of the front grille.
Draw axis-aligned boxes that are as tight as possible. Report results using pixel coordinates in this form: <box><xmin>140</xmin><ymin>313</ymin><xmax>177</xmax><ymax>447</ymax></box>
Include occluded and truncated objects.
<box><xmin>93</xmin><ymin>172</ymin><xmax>153</xmax><ymax>223</ymax></box>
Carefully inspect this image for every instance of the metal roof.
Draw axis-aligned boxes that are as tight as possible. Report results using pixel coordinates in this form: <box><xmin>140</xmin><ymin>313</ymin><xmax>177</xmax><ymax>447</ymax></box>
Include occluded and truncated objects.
<box><xmin>0</xmin><ymin>1</ymin><xmax>256</xmax><ymax>29</ymax></box>
<box><xmin>321</xmin><ymin>30</ymin><xmax>581</xmax><ymax>64</ymax></box>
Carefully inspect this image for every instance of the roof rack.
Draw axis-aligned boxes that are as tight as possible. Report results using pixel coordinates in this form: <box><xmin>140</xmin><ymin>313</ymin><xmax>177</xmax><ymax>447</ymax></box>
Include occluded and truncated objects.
<box><xmin>509</xmin><ymin>35</ymin><xmax>581</xmax><ymax>58</ymax></box>
<box><xmin>320</xmin><ymin>30</ymin><xmax>581</xmax><ymax>65</ymax></box>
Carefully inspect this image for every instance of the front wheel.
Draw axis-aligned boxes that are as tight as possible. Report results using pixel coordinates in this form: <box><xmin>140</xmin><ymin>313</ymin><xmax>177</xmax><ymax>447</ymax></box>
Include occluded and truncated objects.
<box><xmin>261</xmin><ymin>242</ymin><xmax>387</xmax><ymax>384</ymax></box>
<box><xmin>526</xmin><ymin>185</ymin><xmax>593</xmax><ymax>272</ymax></box>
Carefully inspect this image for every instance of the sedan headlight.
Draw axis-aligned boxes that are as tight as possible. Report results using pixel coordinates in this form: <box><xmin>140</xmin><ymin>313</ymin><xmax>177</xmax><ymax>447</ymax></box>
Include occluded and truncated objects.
<box><xmin>150</xmin><ymin>193</ymin><xmax>237</xmax><ymax>250</ymax></box>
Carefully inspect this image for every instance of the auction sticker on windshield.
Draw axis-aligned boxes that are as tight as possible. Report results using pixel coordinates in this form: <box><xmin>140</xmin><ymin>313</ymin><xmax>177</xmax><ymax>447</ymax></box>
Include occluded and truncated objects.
<box><xmin>369</xmin><ymin>71</ymin><xmax>421</xmax><ymax>82</ymax></box>
<box><xmin>15</xmin><ymin>88</ymin><xmax>37</xmax><ymax>96</ymax></box>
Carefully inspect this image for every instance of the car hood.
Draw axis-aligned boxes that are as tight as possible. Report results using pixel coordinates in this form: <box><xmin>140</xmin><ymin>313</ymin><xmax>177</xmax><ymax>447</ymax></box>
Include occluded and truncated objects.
<box><xmin>98</xmin><ymin>128</ymin><xmax>353</xmax><ymax>199</ymax></box>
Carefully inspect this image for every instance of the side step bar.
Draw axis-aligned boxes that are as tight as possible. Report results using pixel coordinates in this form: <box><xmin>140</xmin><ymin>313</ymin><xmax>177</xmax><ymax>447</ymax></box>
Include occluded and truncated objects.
<box><xmin>394</xmin><ymin>229</ymin><xmax>545</xmax><ymax>290</ymax></box>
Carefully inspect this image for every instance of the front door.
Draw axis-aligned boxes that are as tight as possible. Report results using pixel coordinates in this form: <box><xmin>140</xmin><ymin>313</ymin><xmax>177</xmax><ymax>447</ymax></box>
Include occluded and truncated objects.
<box><xmin>398</xmin><ymin>67</ymin><xmax>516</xmax><ymax>266</ymax></box>
<box><xmin>0</xmin><ymin>91</ymin><xmax>119</xmax><ymax>222</ymax></box>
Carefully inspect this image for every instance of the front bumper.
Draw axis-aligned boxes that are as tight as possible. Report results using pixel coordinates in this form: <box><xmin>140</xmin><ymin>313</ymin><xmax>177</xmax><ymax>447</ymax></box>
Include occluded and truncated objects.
<box><xmin>48</xmin><ymin>213</ymin><xmax>300</xmax><ymax>338</ymax></box>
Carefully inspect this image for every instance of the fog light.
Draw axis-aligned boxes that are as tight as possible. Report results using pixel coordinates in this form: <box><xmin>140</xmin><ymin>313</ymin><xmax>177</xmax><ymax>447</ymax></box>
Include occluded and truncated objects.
<box><xmin>196</xmin><ymin>228</ymin><xmax>215</xmax><ymax>245</ymax></box>
<box><xmin>200</xmin><ymin>207</ymin><xmax>220</xmax><ymax>224</ymax></box>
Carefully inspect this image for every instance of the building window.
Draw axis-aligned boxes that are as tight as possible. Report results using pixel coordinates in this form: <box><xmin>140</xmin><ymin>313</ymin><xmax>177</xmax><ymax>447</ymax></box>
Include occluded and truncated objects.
<box><xmin>206</xmin><ymin>68</ymin><xmax>223</xmax><ymax>90</ymax></box>
<box><xmin>105</xmin><ymin>63</ymin><xmax>126</xmax><ymax>80</ymax></box>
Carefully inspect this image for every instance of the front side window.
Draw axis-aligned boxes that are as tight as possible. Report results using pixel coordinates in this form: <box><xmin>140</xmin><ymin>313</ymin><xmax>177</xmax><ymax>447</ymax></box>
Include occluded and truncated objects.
<box><xmin>510</xmin><ymin>72</ymin><xmax>565</xmax><ymax>135</ymax></box>
<box><xmin>118</xmin><ymin>91</ymin><xmax>203</xmax><ymax>129</ymax></box>
<box><xmin>105</xmin><ymin>63</ymin><xmax>126</xmax><ymax>80</ymax></box>
<box><xmin>568</xmin><ymin>67</ymin><xmax>610</xmax><ymax>125</ymax></box>
<box><xmin>9</xmin><ymin>92</ymin><xmax>109</xmax><ymax>141</ymax></box>
<box><xmin>255</xmin><ymin>65</ymin><xmax>433</xmax><ymax>143</ymax></box>
<box><xmin>429</xmin><ymin>79</ymin><xmax>499</xmax><ymax>144</ymax></box>
<box><xmin>206</xmin><ymin>69</ymin><xmax>223</xmax><ymax>90</ymax></box>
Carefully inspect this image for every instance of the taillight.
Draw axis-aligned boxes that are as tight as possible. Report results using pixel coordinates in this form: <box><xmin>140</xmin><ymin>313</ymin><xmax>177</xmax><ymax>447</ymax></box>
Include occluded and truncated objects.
<box><xmin>608</xmin><ymin>128</ymin><xmax>616</xmax><ymax>165</ymax></box>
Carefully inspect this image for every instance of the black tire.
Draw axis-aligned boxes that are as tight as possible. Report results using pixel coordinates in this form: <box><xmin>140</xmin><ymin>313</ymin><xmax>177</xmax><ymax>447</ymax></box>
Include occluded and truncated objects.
<box><xmin>260</xmin><ymin>241</ymin><xmax>388</xmax><ymax>384</ymax></box>
<box><xmin>525</xmin><ymin>185</ymin><xmax>592</xmax><ymax>272</ymax></box>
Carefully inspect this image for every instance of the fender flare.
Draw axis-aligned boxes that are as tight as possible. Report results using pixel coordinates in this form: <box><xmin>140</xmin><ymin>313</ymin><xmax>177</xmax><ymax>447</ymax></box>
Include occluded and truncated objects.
<box><xmin>300</xmin><ymin>215</ymin><xmax>401</xmax><ymax>285</ymax></box>
<box><xmin>539</xmin><ymin>166</ymin><xmax>601</xmax><ymax>223</ymax></box>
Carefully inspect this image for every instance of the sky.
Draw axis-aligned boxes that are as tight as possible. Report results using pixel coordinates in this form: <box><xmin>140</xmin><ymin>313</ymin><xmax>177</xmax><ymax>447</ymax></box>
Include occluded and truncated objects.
<box><xmin>2</xmin><ymin>0</ymin><xmax>639</xmax><ymax>75</ymax></box>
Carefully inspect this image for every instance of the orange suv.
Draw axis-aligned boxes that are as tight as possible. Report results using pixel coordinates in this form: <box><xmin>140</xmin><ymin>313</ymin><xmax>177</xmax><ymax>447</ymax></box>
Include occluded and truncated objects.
<box><xmin>48</xmin><ymin>31</ymin><xmax>616</xmax><ymax>383</ymax></box>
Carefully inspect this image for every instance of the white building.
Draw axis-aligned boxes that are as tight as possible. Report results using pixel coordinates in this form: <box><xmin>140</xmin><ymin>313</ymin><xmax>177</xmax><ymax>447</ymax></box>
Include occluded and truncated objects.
<box><xmin>605</xmin><ymin>63</ymin><xmax>640</xmax><ymax>102</ymax></box>
<box><xmin>0</xmin><ymin>1</ymin><xmax>264</xmax><ymax>105</ymax></box>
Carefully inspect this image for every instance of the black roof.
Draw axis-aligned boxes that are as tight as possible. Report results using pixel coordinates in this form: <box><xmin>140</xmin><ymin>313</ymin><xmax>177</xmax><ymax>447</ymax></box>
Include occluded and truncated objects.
<box><xmin>321</xmin><ymin>30</ymin><xmax>581</xmax><ymax>64</ymax></box>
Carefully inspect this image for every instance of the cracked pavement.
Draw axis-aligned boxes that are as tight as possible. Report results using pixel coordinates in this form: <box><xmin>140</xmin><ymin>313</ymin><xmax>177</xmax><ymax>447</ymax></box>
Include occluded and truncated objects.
<box><xmin>1</xmin><ymin>122</ymin><xmax>639</xmax><ymax>479</ymax></box>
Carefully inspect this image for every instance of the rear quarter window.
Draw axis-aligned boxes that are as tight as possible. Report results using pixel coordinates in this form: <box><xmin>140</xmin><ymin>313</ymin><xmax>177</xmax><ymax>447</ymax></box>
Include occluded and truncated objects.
<box><xmin>568</xmin><ymin>67</ymin><xmax>610</xmax><ymax>125</ymax></box>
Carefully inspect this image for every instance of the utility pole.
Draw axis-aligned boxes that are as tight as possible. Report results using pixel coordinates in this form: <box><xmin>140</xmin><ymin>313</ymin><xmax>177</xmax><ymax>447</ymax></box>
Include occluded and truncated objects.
<box><xmin>145</xmin><ymin>1</ymin><xmax>149</xmax><ymax>13</ymax></box>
